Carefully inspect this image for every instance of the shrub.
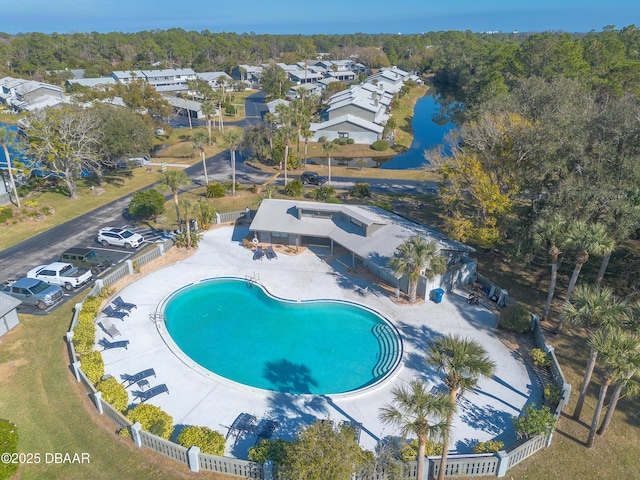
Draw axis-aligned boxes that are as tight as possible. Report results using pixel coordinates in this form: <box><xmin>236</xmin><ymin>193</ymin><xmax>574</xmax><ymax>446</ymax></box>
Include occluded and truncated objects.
<box><xmin>347</xmin><ymin>138</ymin><xmax>355</xmax><ymax>144</ymax></box>
<box><xmin>314</xmin><ymin>185</ymin><xmax>336</xmax><ymax>201</ymax></box>
<box><xmin>286</xmin><ymin>153</ymin><xmax>301</xmax><ymax>170</ymax></box>
<box><xmin>473</xmin><ymin>440</ymin><xmax>504</xmax><ymax>453</ymax></box>
<box><xmin>544</xmin><ymin>383</ymin><xmax>562</xmax><ymax>407</ymax></box>
<box><xmin>0</xmin><ymin>419</ymin><xmax>18</xmax><ymax>480</ymax></box>
<box><xmin>205</xmin><ymin>182</ymin><xmax>226</xmax><ymax>198</ymax></box>
<box><xmin>80</xmin><ymin>351</ymin><xmax>104</xmax><ymax>384</ymax></box>
<box><xmin>126</xmin><ymin>404</ymin><xmax>174</xmax><ymax>440</ymax></box>
<box><xmin>0</xmin><ymin>207</ymin><xmax>13</xmax><ymax>223</ymax></box>
<box><xmin>99</xmin><ymin>286</ymin><xmax>115</xmax><ymax>299</ymax></box>
<box><xmin>248</xmin><ymin>438</ymin><xmax>289</xmax><ymax>464</ymax></box>
<box><xmin>128</xmin><ymin>189</ymin><xmax>165</xmax><ymax>219</ymax></box>
<box><xmin>351</xmin><ymin>183</ymin><xmax>371</xmax><ymax>198</ymax></box>
<box><xmin>399</xmin><ymin>439</ymin><xmax>443</xmax><ymax>461</ymax></box>
<box><xmin>531</xmin><ymin>348</ymin><xmax>551</xmax><ymax>367</ymax></box>
<box><xmin>225</xmin><ymin>103</ymin><xmax>236</xmax><ymax>115</ymax></box>
<box><xmin>73</xmin><ymin>318</ymin><xmax>96</xmax><ymax>354</ymax></box>
<box><xmin>375</xmin><ymin>199</ymin><xmax>394</xmax><ymax>212</ymax></box>
<box><xmin>73</xmin><ymin>296</ymin><xmax>101</xmax><ymax>353</ymax></box>
<box><xmin>222</xmin><ymin>181</ymin><xmax>240</xmax><ymax>192</ymax></box>
<box><xmin>498</xmin><ymin>303</ymin><xmax>531</xmax><ymax>333</ymax></box>
<box><xmin>284</xmin><ymin>179</ymin><xmax>303</xmax><ymax>197</ymax></box>
<box><xmin>96</xmin><ymin>377</ymin><xmax>129</xmax><ymax>412</ymax></box>
<box><xmin>513</xmin><ymin>405</ymin><xmax>557</xmax><ymax>439</ymax></box>
<box><xmin>173</xmin><ymin>230</ymin><xmax>203</xmax><ymax>248</ymax></box>
<box><xmin>24</xmin><ymin>199</ymin><xmax>40</xmax><ymax>208</ymax></box>
<box><xmin>177</xmin><ymin>426</ymin><xmax>226</xmax><ymax>455</ymax></box>
<box><xmin>80</xmin><ymin>296</ymin><xmax>101</xmax><ymax>318</ymax></box>
<box><xmin>371</xmin><ymin>139</ymin><xmax>389</xmax><ymax>151</ymax></box>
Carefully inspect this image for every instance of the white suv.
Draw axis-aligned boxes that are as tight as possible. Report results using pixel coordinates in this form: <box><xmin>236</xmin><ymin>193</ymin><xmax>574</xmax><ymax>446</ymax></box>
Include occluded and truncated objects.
<box><xmin>97</xmin><ymin>227</ymin><xmax>144</xmax><ymax>249</ymax></box>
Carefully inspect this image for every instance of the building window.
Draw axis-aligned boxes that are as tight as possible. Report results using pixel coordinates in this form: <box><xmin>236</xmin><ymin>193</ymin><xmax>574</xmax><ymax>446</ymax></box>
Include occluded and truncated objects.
<box><xmin>272</xmin><ymin>232</ymin><xmax>288</xmax><ymax>238</ymax></box>
<box><xmin>338</xmin><ymin>132</ymin><xmax>349</xmax><ymax>139</ymax></box>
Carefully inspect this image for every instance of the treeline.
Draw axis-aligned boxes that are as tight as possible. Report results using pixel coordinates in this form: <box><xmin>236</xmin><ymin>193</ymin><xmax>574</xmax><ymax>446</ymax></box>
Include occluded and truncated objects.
<box><xmin>1</xmin><ymin>26</ymin><xmax>639</xmax><ymax>98</ymax></box>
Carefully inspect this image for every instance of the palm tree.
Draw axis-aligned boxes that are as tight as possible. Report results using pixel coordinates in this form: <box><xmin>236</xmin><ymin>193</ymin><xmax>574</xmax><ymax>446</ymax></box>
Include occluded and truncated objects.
<box><xmin>276</xmin><ymin>103</ymin><xmax>295</xmax><ymax>185</ymax></box>
<box><xmin>178</xmin><ymin>198</ymin><xmax>194</xmax><ymax>249</ymax></box>
<box><xmin>555</xmin><ymin>221</ymin><xmax>614</xmax><ymax>333</ymax></box>
<box><xmin>158</xmin><ymin>170</ymin><xmax>191</xmax><ymax>230</ymax></box>
<box><xmin>321</xmin><ymin>141</ymin><xmax>338</xmax><ymax>184</ymax></box>
<box><xmin>263</xmin><ymin>112</ymin><xmax>277</xmax><ymax>153</ymax></box>
<box><xmin>561</xmin><ymin>285</ymin><xmax>631</xmax><ymax>420</ymax></box>
<box><xmin>534</xmin><ymin>213</ymin><xmax>567</xmax><ymax>321</ymax></box>
<box><xmin>223</xmin><ymin>129</ymin><xmax>243</xmax><ymax>195</ymax></box>
<box><xmin>586</xmin><ymin>328</ymin><xmax>640</xmax><ymax>447</ymax></box>
<box><xmin>300</xmin><ymin>125</ymin><xmax>313</xmax><ymax>164</ymax></box>
<box><xmin>388</xmin><ymin>235</ymin><xmax>447</xmax><ymax>303</ymax></box>
<box><xmin>213</xmin><ymin>88</ymin><xmax>225</xmax><ymax>133</ymax></box>
<box><xmin>596</xmin><ymin>357</ymin><xmax>640</xmax><ymax>437</ymax></box>
<box><xmin>192</xmin><ymin>130</ymin><xmax>209</xmax><ymax>185</ymax></box>
<box><xmin>201</xmin><ymin>101</ymin><xmax>217</xmax><ymax>143</ymax></box>
<box><xmin>379</xmin><ymin>378</ymin><xmax>454</xmax><ymax>480</ymax></box>
<box><xmin>0</xmin><ymin>127</ymin><xmax>21</xmax><ymax>208</ymax></box>
<box><xmin>426</xmin><ymin>335</ymin><xmax>496</xmax><ymax>480</ymax></box>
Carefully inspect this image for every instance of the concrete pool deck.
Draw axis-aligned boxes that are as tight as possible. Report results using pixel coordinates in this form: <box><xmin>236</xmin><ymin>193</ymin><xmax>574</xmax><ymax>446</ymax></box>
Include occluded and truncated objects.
<box><xmin>97</xmin><ymin>225</ymin><xmax>541</xmax><ymax>457</ymax></box>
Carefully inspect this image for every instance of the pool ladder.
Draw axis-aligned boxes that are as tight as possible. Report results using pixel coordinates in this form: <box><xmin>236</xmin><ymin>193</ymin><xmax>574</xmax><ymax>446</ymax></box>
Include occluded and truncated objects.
<box><xmin>149</xmin><ymin>312</ymin><xmax>165</xmax><ymax>324</ymax></box>
<box><xmin>245</xmin><ymin>272</ymin><xmax>260</xmax><ymax>286</ymax></box>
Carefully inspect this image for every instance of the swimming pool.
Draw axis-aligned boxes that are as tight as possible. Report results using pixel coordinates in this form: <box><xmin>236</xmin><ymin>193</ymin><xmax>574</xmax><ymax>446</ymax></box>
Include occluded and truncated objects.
<box><xmin>163</xmin><ymin>278</ymin><xmax>402</xmax><ymax>395</ymax></box>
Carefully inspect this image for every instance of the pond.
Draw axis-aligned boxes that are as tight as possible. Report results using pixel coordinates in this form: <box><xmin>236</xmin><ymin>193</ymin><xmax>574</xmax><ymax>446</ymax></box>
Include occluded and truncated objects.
<box><xmin>306</xmin><ymin>93</ymin><xmax>455</xmax><ymax>170</ymax></box>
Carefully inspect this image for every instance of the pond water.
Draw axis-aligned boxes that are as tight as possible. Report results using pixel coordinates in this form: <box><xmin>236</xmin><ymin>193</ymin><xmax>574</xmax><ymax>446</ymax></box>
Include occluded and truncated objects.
<box><xmin>381</xmin><ymin>93</ymin><xmax>455</xmax><ymax>169</ymax></box>
<box><xmin>306</xmin><ymin>93</ymin><xmax>455</xmax><ymax>170</ymax></box>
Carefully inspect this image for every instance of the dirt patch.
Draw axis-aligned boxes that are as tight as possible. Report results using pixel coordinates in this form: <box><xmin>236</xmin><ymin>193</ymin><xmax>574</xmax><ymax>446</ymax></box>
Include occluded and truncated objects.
<box><xmin>0</xmin><ymin>333</ymin><xmax>27</xmax><ymax>386</ymax></box>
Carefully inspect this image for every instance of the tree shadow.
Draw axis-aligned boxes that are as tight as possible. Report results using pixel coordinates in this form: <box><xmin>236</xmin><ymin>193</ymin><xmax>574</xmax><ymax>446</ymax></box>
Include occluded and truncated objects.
<box><xmin>263</xmin><ymin>358</ymin><xmax>318</xmax><ymax>394</ymax></box>
<box><xmin>457</xmin><ymin>399</ymin><xmax>516</xmax><ymax>450</ymax></box>
<box><xmin>264</xmin><ymin>391</ymin><xmax>328</xmax><ymax>440</ymax></box>
<box><xmin>490</xmin><ymin>375</ymin><xmax>530</xmax><ymax>400</ymax></box>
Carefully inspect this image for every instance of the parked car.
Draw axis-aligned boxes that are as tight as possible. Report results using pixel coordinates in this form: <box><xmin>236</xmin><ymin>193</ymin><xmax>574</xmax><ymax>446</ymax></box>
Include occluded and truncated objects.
<box><xmin>301</xmin><ymin>171</ymin><xmax>328</xmax><ymax>186</ymax></box>
<box><xmin>27</xmin><ymin>262</ymin><xmax>93</xmax><ymax>291</ymax></box>
<box><xmin>1</xmin><ymin>277</ymin><xmax>64</xmax><ymax>309</ymax></box>
<box><xmin>97</xmin><ymin>227</ymin><xmax>144</xmax><ymax>249</ymax></box>
<box><xmin>60</xmin><ymin>247</ymin><xmax>112</xmax><ymax>275</ymax></box>
<box><xmin>116</xmin><ymin>156</ymin><xmax>151</xmax><ymax>170</ymax></box>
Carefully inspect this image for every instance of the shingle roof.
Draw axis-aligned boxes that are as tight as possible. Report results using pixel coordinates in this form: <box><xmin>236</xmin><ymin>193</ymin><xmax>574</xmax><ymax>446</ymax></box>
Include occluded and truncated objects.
<box><xmin>310</xmin><ymin>115</ymin><xmax>384</xmax><ymax>134</ymax></box>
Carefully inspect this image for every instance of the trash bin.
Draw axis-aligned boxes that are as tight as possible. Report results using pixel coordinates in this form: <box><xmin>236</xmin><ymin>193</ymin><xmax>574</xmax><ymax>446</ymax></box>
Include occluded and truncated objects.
<box><xmin>431</xmin><ymin>288</ymin><xmax>445</xmax><ymax>303</ymax></box>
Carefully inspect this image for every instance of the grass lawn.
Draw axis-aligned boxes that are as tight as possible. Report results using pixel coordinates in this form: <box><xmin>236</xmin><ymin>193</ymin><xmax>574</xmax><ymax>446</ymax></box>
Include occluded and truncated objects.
<box><xmin>0</xmin><ymin>301</ymin><xmax>233</xmax><ymax>480</ymax></box>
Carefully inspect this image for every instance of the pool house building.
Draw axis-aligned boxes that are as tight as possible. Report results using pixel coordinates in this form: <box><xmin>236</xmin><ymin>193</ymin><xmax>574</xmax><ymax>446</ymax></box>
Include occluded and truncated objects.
<box><xmin>249</xmin><ymin>199</ymin><xmax>477</xmax><ymax>299</ymax></box>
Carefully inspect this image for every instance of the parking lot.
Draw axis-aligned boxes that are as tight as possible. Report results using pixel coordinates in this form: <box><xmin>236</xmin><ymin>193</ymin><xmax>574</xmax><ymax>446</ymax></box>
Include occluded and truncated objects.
<box><xmin>2</xmin><ymin>225</ymin><xmax>175</xmax><ymax>316</ymax></box>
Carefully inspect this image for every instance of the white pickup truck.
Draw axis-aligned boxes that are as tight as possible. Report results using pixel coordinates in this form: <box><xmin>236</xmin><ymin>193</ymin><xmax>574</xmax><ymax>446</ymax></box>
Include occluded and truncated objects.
<box><xmin>27</xmin><ymin>261</ymin><xmax>93</xmax><ymax>291</ymax></box>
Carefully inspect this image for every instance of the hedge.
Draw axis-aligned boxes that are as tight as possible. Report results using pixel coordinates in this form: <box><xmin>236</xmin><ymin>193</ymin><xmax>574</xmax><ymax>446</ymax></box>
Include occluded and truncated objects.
<box><xmin>177</xmin><ymin>426</ymin><xmax>225</xmax><ymax>455</ymax></box>
<box><xmin>371</xmin><ymin>139</ymin><xmax>389</xmax><ymax>151</ymax></box>
<box><xmin>80</xmin><ymin>350</ymin><xmax>104</xmax><ymax>384</ymax></box>
<box><xmin>126</xmin><ymin>404</ymin><xmax>174</xmax><ymax>440</ymax></box>
<box><xmin>96</xmin><ymin>377</ymin><xmax>129</xmax><ymax>412</ymax></box>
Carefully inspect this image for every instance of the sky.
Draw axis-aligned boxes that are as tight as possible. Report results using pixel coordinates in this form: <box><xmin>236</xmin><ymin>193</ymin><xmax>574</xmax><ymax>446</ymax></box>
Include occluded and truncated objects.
<box><xmin>5</xmin><ymin>0</ymin><xmax>639</xmax><ymax>35</ymax></box>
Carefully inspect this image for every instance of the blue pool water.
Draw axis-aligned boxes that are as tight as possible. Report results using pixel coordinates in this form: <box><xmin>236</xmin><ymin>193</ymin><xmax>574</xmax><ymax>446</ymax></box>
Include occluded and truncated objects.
<box><xmin>164</xmin><ymin>278</ymin><xmax>402</xmax><ymax>395</ymax></box>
